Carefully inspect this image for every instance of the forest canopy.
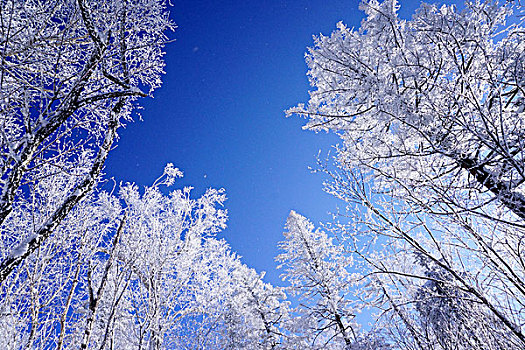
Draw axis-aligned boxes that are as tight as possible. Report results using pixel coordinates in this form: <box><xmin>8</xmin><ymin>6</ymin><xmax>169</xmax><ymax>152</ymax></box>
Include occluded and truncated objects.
<box><xmin>0</xmin><ymin>0</ymin><xmax>524</xmax><ymax>349</ymax></box>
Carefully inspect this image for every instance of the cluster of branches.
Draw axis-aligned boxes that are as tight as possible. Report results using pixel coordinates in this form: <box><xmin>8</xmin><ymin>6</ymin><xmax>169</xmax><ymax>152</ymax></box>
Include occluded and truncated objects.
<box><xmin>0</xmin><ymin>0</ymin><xmax>173</xmax><ymax>281</ymax></box>
<box><xmin>0</xmin><ymin>164</ymin><xmax>289</xmax><ymax>349</ymax></box>
<box><xmin>284</xmin><ymin>0</ymin><xmax>525</xmax><ymax>349</ymax></box>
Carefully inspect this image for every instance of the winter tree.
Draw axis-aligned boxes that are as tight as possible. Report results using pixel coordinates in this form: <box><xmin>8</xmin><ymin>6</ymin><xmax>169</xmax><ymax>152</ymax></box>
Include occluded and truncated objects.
<box><xmin>0</xmin><ymin>164</ymin><xmax>289</xmax><ymax>349</ymax></box>
<box><xmin>288</xmin><ymin>0</ymin><xmax>525</xmax><ymax>223</ymax></box>
<box><xmin>0</xmin><ymin>0</ymin><xmax>173</xmax><ymax>282</ymax></box>
<box><xmin>412</xmin><ymin>254</ymin><xmax>518</xmax><ymax>350</ymax></box>
<box><xmin>276</xmin><ymin>211</ymin><xmax>359</xmax><ymax>349</ymax></box>
<box><xmin>288</xmin><ymin>0</ymin><xmax>525</xmax><ymax>348</ymax></box>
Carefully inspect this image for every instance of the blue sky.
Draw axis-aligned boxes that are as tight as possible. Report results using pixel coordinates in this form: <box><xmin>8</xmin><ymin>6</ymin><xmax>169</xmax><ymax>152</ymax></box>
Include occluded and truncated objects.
<box><xmin>105</xmin><ymin>0</ymin><xmax>428</xmax><ymax>285</ymax></box>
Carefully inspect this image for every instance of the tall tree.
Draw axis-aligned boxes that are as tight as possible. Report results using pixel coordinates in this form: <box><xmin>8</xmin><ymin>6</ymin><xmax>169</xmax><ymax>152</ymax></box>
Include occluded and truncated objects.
<box><xmin>288</xmin><ymin>0</ymin><xmax>525</xmax><ymax>222</ymax></box>
<box><xmin>277</xmin><ymin>211</ymin><xmax>358</xmax><ymax>349</ymax></box>
<box><xmin>288</xmin><ymin>0</ymin><xmax>525</xmax><ymax>348</ymax></box>
<box><xmin>0</xmin><ymin>0</ymin><xmax>173</xmax><ymax>282</ymax></box>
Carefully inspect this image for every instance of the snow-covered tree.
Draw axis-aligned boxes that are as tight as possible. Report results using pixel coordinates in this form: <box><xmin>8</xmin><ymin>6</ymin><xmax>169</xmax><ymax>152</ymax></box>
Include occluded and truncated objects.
<box><xmin>288</xmin><ymin>0</ymin><xmax>525</xmax><ymax>223</ymax></box>
<box><xmin>319</xmin><ymin>165</ymin><xmax>525</xmax><ymax>349</ymax></box>
<box><xmin>221</xmin><ymin>262</ymin><xmax>289</xmax><ymax>349</ymax></box>
<box><xmin>0</xmin><ymin>165</ymin><xmax>288</xmax><ymax>349</ymax></box>
<box><xmin>288</xmin><ymin>0</ymin><xmax>525</xmax><ymax>348</ymax></box>
<box><xmin>412</xmin><ymin>254</ymin><xmax>517</xmax><ymax>350</ymax></box>
<box><xmin>277</xmin><ymin>211</ymin><xmax>359</xmax><ymax>349</ymax></box>
<box><xmin>0</xmin><ymin>0</ymin><xmax>173</xmax><ymax>282</ymax></box>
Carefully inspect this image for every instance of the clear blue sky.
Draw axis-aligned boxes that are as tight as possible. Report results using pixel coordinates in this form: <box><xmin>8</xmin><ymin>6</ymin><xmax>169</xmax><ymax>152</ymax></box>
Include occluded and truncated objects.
<box><xmin>105</xmin><ymin>0</ymin><xmax>428</xmax><ymax>285</ymax></box>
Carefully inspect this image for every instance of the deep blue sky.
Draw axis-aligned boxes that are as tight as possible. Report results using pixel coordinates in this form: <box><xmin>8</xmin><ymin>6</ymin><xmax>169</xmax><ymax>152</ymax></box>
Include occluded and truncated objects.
<box><xmin>106</xmin><ymin>0</ymin><xmax>428</xmax><ymax>285</ymax></box>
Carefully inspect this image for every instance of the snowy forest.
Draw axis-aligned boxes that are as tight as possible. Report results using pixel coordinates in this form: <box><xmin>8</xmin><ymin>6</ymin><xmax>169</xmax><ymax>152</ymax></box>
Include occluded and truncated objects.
<box><xmin>0</xmin><ymin>0</ymin><xmax>524</xmax><ymax>349</ymax></box>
